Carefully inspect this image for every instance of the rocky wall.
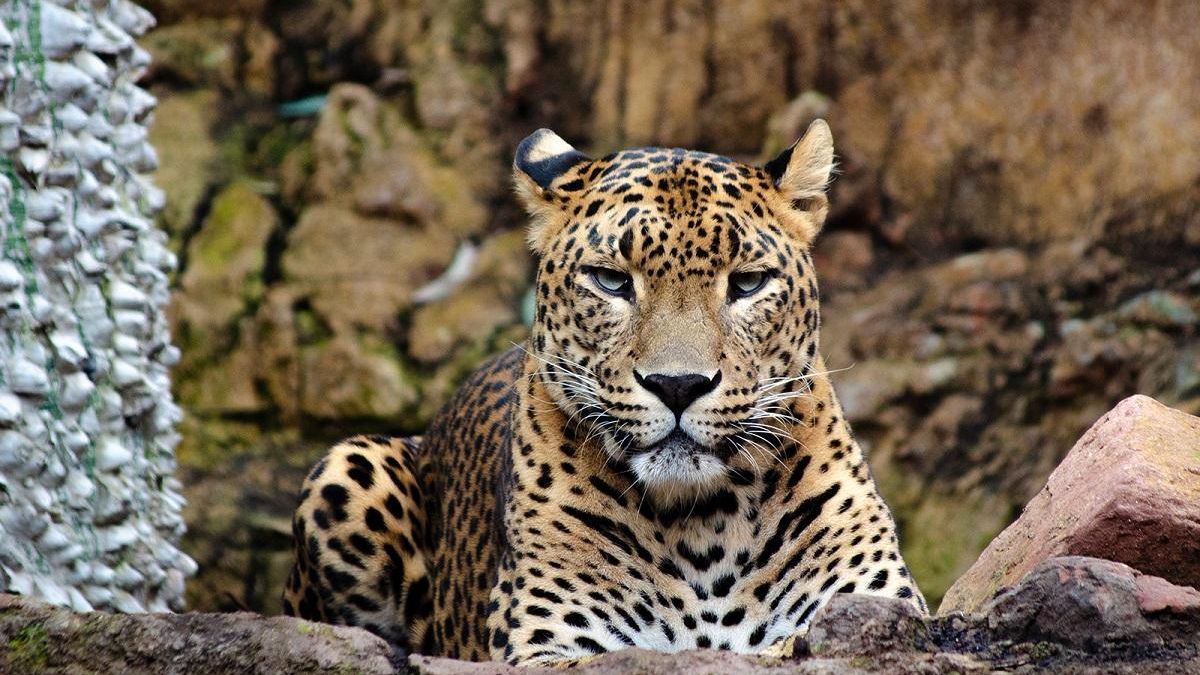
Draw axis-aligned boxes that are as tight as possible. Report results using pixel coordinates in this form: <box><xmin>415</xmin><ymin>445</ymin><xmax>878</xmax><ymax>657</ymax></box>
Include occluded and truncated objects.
<box><xmin>0</xmin><ymin>0</ymin><xmax>193</xmax><ymax>612</ymax></box>
<box><xmin>134</xmin><ymin>0</ymin><xmax>1200</xmax><ymax>611</ymax></box>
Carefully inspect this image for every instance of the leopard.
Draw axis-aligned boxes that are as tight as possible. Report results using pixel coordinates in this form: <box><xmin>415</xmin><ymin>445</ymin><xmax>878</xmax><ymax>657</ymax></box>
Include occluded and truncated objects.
<box><xmin>282</xmin><ymin>119</ymin><xmax>927</xmax><ymax>667</ymax></box>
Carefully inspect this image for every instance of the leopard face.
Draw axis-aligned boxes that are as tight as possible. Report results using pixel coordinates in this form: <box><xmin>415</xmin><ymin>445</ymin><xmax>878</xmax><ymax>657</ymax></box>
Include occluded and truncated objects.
<box><xmin>515</xmin><ymin>122</ymin><xmax>835</xmax><ymax>502</ymax></box>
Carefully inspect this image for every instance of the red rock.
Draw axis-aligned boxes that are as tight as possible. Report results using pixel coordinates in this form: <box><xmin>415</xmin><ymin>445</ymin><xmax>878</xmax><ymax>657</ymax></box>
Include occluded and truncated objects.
<box><xmin>1135</xmin><ymin>574</ymin><xmax>1200</xmax><ymax>615</ymax></box>
<box><xmin>940</xmin><ymin>395</ymin><xmax>1200</xmax><ymax>613</ymax></box>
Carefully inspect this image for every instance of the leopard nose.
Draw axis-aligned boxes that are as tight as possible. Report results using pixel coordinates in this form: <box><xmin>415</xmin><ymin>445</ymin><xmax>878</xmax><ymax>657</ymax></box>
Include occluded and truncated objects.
<box><xmin>634</xmin><ymin>371</ymin><xmax>722</xmax><ymax>418</ymax></box>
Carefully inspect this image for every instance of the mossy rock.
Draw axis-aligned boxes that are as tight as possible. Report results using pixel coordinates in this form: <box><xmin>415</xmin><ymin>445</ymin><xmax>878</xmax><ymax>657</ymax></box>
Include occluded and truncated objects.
<box><xmin>175</xmin><ymin>414</ymin><xmax>272</xmax><ymax>472</ymax></box>
<box><xmin>170</xmin><ymin>180</ymin><xmax>279</xmax><ymax>394</ymax></box>
<box><xmin>281</xmin><ymin>203</ymin><xmax>457</xmax><ymax>335</ymax></box>
<box><xmin>175</xmin><ymin>180</ymin><xmax>277</xmax><ymax>326</ymax></box>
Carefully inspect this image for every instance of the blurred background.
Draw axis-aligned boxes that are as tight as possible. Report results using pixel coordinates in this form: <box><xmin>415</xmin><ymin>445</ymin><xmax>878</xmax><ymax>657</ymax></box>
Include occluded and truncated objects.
<box><xmin>136</xmin><ymin>0</ymin><xmax>1200</xmax><ymax>614</ymax></box>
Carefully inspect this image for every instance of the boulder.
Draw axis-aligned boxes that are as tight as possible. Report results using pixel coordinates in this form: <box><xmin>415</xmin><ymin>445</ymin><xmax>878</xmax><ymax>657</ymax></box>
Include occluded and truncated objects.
<box><xmin>308</xmin><ymin>83</ymin><xmax>493</xmax><ymax>229</ymax></box>
<box><xmin>141</xmin><ymin>19</ymin><xmax>241</xmax><ymax>90</ymax></box>
<box><xmin>407</xmin><ymin>230</ymin><xmax>531</xmax><ymax>366</ymax></box>
<box><xmin>173</xmin><ymin>180</ymin><xmax>277</xmax><ymax>336</ymax></box>
<box><xmin>281</xmin><ymin>203</ymin><xmax>457</xmax><ymax>335</ymax></box>
<box><xmin>170</xmin><ymin>181</ymin><xmax>279</xmax><ymax>414</ymax></box>
<box><xmin>981</xmin><ymin>557</ymin><xmax>1200</xmax><ymax>651</ymax></box>
<box><xmin>941</xmin><ymin>395</ymin><xmax>1200</xmax><ymax>613</ymax></box>
<box><xmin>298</xmin><ymin>334</ymin><xmax>419</xmax><ymax>420</ymax></box>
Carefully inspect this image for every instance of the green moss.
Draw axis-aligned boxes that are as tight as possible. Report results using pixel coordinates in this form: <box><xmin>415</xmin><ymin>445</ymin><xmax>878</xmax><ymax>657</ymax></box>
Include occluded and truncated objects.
<box><xmin>194</xmin><ymin>183</ymin><xmax>266</xmax><ymax>269</ymax></box>
<box><xmin>215</xmin><ymin>123</ymin><xmax>253</xmax><ymax>184</ymax></box>
<box><xmin>355</xmin><ymin>335</ymin><xmax>424</xmax><ymax>425</ymax></box>
<box><xmin>336</xmin><ymin>107</ymin><xmax>367</xmax><ymax>172</ymax></box>
<box><xmin>294</xmin><ymin>306</ymin><xmax>333</xmax><ymax>347</ymax></box>
<box><xmin>1027</xmin><ymin>642</ymin><xmax>1061</xmax><ymax>661</ymax></box>
<box><xmin>175</xmin><ymin>415</ymin><xmax>265</xmax><ymax>471</ymax></box>
<box><xmin>425</xmin><ymin>165</ymin><xmax>486</xmax><ymax>237</ymax></box>
<box><xmin>8</xmin><ymin>622</ymin><xmax>49</xmax><ymax>671</ymax></box>
<box><xmin>898</xmin><ymin>490</ymin><xmax>1008</xmax><ymax>609</ymax></box>
<box><xmin>250</xmin><ymin>123</ymin><xmax>313</xmax><ymax>174</ymax></box>
<box><xmin>848</xmin><ymin>656</ymin><xmax>875</xmax><ymax>669</ymax></box>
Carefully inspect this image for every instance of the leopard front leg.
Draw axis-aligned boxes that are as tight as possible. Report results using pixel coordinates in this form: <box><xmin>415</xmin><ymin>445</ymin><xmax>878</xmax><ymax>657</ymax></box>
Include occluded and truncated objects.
<box><xmin>283</xmin><ymin>435</ymin><xmax>436</xmax><ymax>659</ymax></box>
<box><xmin>756</xmin><ymin>579</ymin><xmax>929</xmax><ymax>661</ymax></box>
<box><xmin>759</xmin><ymin>632</ymin><xmax>802</xmax><ymax>660</ymax></box>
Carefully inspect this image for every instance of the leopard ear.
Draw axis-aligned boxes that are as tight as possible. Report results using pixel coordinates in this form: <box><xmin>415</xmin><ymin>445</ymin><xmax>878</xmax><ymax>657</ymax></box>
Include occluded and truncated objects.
<box><xmin>763</xmin><ymin>119</ymin><xmax>835</xmax><ymax>244</ymax></box>
<box><xmin>513</xmin><ymin>128</ymin><xmax>591</xmax><ymax>254</ymax></box>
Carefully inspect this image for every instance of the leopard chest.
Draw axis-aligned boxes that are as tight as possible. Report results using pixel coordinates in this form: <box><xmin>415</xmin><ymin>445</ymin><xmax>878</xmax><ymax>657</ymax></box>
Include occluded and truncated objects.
<box><xmin>536</xmin><ymin>490</ymin><xmax>827</xmax><ymax>655</ymax></box>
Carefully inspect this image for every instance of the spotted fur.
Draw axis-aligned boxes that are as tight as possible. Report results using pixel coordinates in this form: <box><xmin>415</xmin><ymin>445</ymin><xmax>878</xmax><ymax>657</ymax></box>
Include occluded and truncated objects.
<box><xmin>284</xmin><ymin>120</ymin><xmax>927</xmax><ymax>666</ymax></box>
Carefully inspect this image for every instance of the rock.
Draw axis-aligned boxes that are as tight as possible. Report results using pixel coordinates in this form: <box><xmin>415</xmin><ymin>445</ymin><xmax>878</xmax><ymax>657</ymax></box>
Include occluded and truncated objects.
<box><xmin>813</xmin><ymin>231</ymin><xmax>874</xmax><ymax>291</ymax></box>
<box><xmin>407</xmin><ymin>230</ymin><xmax>530</xmax><ymax>365</ymax></box>
<box><xmin>835</xmin><ymin>360</ymin><xmax>915</xmax><ymax>422</ymax></box>
<box><xmin>8</xmin><ymin>357</ymin><xmax>50</xmax><ymax>396</ymax></box>
<box><xmin>941</xmin><ymin>395</ymin><xmax>1200</xmax><ymax>613</ymax></box>
<box><xmin>174</xmin><ymin>180</ymin><xmax>277</xmax><ymax>331</ymax></box>
<box><xmin>0</xmin><ymin>0</ymin><xmax>191</xmax><ymax>615</ymax></box>
<box><xmin>281</xmin><ymin>203</ymin><xmax>456</xmax><ymax>334</ymax></box>
<box><xmin>0</xmin><ymin>593</ymin><xmax>397</xmax><ymax>674</ymax></box>
<box><xmin>816</xmin><ymin>236</ymin><xmax>1200</xmax><ymax>606</ymax></box>
<box><xmin>761</xmin><ymin>91</ymin><xmax>833</xmax><ymax>159</ymax></box>
<box><xmin>177</xmin><ymin>323</ymin><xmax>269</xmax><ymax>415</ymax></box>
<box><xmin>178</xmin><ymin>438</ymin><xmax>317</xmax><ymax>614</ymax></box>
<box><xmin>38</xmin><ymin>3</ymin><xmax>90</xmax><ymax>59</ymax></box>
<box><xmin>170</xmin><ymin>180</ymin><xmax>278</xmax><ymax>414</ymax></box>
<box><xmin>140</xmin><ymin>0</ymin><xmax>268</xmax><ymax>24</ymax></box>
<box><xmin>804</xmin><ymin>595</ymin><xmax>928</xmax><ymax>657</ymax></box>
<box><xmin>309</xmin><ymin>84</ymin><xmax>488</xmax><ymax>237</ymax></box>
<box><xmin>0</xmin><ymin>260</ymin><xmax>23</xmax><ymax>290</ymax></box>
<box><xmin>1134</xmin><ymin>573</ymin><xmax>1200</xmax><ymax>615</ymax></box>
<box><xmin>411</xmin><ymin>556</ymin><xmax>1200</xmax><ymax>674</ymax></box>
<box><xmin>983</xmin><ymin>557</ymin><xmax>1200</xmax><ymax>650</ymax></box>
<box><xmin>141</xmin><ymin>19</ymin><xmax>239</xmax><ymax>90</ymax></box>
<box><xmin>502</xmin><ymin>0</ymin><xmax>1200</xmax><ymax>247</ymax></box>
<box><xmin>94</xmin><ymin>437</ymin><xmax>135</xmax><ymax>472</ymax></box>
<box><xmin>0</xmin><ymin>392</ymin><xmax>21</xmax><ymax>425</ymax></box>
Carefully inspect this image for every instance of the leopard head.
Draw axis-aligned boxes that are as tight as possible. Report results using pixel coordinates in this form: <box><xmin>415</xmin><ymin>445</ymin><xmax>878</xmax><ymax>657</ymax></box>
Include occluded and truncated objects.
<box><xmin>514</xmin><ymin>121</ymin><xmax>835</xmax><ymax>501</ymax></box>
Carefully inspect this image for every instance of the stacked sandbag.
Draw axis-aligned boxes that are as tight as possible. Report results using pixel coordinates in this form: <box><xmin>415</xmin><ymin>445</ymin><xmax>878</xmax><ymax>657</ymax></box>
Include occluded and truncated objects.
<box><xmin>0</xmin><ymin>0</ymin><xmax>193</xmax><ymax>612</ymax></box>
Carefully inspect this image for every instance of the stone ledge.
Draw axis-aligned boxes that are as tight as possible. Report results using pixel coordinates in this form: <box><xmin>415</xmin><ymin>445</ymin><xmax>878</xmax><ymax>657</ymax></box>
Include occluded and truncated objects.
<box><xmin>0</xmin><ymin>594</ymin><xmax>397</xmax><ymax>674</ymax></box>
<box><xmin>5</xmin><ymin>557</ymin><xmax>1196</xmax><ymax>674</ymax></box>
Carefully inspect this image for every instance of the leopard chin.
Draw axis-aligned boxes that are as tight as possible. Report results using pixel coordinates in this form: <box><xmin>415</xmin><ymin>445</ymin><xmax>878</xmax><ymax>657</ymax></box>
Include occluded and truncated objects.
<box><xmin>626</xmin><ymin>429</ymin><xmax>730</xmax><ymax>500</ymax></box>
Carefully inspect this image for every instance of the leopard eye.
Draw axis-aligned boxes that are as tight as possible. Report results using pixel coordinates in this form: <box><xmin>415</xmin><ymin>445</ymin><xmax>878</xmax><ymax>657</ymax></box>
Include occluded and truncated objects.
<box><xmin>729</xmin><ymin>270</ymin><xmax>769</xmax><ymax>299</ymax></box>
<box><xmin>586</xmin><ymin>266</ymin><xmax>633</xmax><ymax>297</ymax></box>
